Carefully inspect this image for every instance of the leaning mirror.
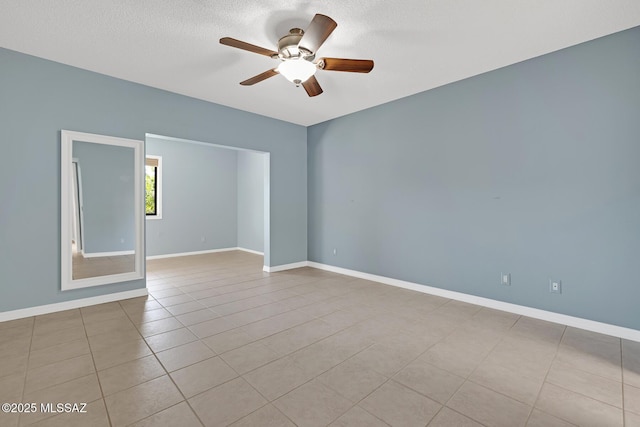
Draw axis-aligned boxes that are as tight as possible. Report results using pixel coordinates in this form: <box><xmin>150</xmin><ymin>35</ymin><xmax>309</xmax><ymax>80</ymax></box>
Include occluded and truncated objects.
<box><xmin>61</xmin><ymin>130</ymin><xmax>144</xmax><ymax>290</ymax></box>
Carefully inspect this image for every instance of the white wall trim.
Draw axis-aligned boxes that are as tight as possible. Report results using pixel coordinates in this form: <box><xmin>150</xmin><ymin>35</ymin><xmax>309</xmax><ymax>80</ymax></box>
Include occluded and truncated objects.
<box><xmin>0</xmin><ymin>288</ymin><xmax>148</xmax><ymax>322</ymax></box>
<box><xmin>146</xmin><ymin>247</ymin><xmax>239</xmax><ymax>260</ymax></box>
<box><xmin>83</xmin><ymin>250</ymin><xmax>135</xmax><ymax>258</ymax></box>
<box><xmin>237</xmin><ymin>247</ymin><xmax>264</xmax><ymax>256</ymax></box>
<box><xmin>307</xmin><ymin>262</ymin><xmax>640</xmax><ymax>342</ymax></box>
<box><xmin>263</xmin><ymin>261</ymin><xmax>309</xmax><ymax>273</ymax></box>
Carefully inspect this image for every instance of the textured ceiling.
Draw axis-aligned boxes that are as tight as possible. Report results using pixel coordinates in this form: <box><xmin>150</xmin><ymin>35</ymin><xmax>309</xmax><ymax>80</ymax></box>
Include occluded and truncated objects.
<box><xmin>1</xmin><ymin>1</ymin><xmax>639</xmax><ymax>126</ymax></box>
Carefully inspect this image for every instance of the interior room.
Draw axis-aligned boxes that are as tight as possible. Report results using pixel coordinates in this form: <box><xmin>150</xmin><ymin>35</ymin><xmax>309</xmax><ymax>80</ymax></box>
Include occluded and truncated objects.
<box><xmin>144</xmin><ymin>135</ymin><xmax>267</xmax><ymax>261</ymax></box>
<box><xmin>1</xmin><ymin>2</ymin><xmax>639</xmax><ymax>426</ymax></box>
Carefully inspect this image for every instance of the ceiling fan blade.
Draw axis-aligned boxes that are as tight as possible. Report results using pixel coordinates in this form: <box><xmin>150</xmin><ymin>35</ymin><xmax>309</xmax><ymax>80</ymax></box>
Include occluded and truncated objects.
<box><xmin>302</xmin><ymin>75</ymin><xmax>323</xmax><ymax>97</ymax></box>
<box><xmin>318</xmin><ymin>58</ymin><xmax>374</xmax><ymax>73</ymax></box>
<box><xmin>240</xmin><ymin>69</ymin><xmax>279</xmax><ymax>86</ymax></box>
<box><xmin>220</xmin><ymin>37</ymin><xmax>278</xmax><ymax>57</ymax></box>
<box><xmin>298</xmin><ymin>14</ymin><xmax>337</xmax><ymax>54</ymax></box>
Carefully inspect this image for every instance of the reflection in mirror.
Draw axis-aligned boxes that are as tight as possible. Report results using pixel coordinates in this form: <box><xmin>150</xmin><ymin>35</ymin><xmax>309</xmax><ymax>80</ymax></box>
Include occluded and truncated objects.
<box><xmin>61</xmin><ymin>131</ymin><xmax>144</xmax><ymax>291</ymax></box>
<box><xmin>71</xmin><ymin>141</ymin><xmax>136</xmax><ymax>278</ymax></box>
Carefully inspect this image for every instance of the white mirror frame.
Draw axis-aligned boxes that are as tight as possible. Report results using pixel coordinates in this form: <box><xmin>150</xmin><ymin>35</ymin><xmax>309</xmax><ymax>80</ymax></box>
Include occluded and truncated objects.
<box><xmin>61</xmin><ymin>130</ymin><xmax>145</xmax><ymax>291</ymax></box>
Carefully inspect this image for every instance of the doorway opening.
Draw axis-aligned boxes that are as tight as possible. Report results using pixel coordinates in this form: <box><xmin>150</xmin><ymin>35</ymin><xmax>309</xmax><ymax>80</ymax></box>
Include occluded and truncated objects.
<box><xmin>143</xmin><ymin>134</ymin><xmax>270</xmax><ymax>269</ymax></box>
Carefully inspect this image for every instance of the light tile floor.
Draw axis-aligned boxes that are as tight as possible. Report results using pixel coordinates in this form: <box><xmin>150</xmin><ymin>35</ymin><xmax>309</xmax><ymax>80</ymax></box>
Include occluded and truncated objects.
<box><xmin>1</xmin><ymin>251</ymin><xmax>639</xmax><ymax>426</ymax></box>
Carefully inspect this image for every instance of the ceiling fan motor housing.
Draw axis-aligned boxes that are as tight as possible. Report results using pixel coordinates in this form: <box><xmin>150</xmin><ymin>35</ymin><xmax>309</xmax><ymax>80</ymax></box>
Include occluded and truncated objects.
<box><xmin>277</xmin><ymin>28</ymin><xmax>314</xmax><ymax>60</ymax></box>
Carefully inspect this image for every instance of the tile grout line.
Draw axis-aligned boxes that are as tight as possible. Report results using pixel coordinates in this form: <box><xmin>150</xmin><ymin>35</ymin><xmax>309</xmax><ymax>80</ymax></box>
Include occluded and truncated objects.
<box><xmin>539</xmin><ymin>344</ymin><xmax>627</xmax><ymax>411</ymax></box>
<box><xmin>148</xmin><ymin>261</ymin><xmax>303</xmax><ymax>425</ymax></box>
<box><xmin>170</xmin><ymin>271</ymin><xmax>298</xmax><ymax>294</ymax></box>
<box><xmin>194</xmin><ymin>273</ymin><xmax>479</xmax><ymax>424</ymax></box>
<box><xmin>88</xmin><ymin>274</ymin><xmax>238</xmax><ymax>425</ymax></box>
<box><xmin>229</xmin><ymin>403</ymin><xmax>299</xmax><ymax>427</ymax></box>
<box><xmin>408</xmin><ymin>314</ymin><xmax>526</xmax><ymax>426</ymax></box>
<box><xmin>179</xmin><ymin>298</ymin><xmax>331</xmax><ymax>345</ymax></box>
<box><xmin>20</xmin><ymin>311</ymin><xmax>111</xmax><ymax>426</ymax></box>
<box><xmin>225</xmin><ymin>292</ymin><xmax>389</xmax><ymax>423</ymax></box>
<box><xmin>17</xmin><ymin>317</ymin><xmax>35</xmax><ymax>427</ymax></box>
<box><xmin>120</xmin><ymin>282</ymin><xmax>264</xmax><ymax>426</ymax></box>
<box><xmin>158</xmin><ymin>356</ymin><xmax>208</xmax><ymax>427</ymax></box>
<box><xmin>81</xmin><ymin>307</ymin><xmax>114</xmax><ymax>427</ymax></box>
<box><xmin>504</xmin><ymin>316</ymin><xmax>544</xmax><ymax>425</ymax></box>
<box><xmin>182</xmin><ymin>280</ymin><xmax>326</xmax><ymax>316</ymax></box>
<box><xmin>527</xmin><ymin>323</ymin><xmax>568</xmax><ymax>426</ymax></box>
<box><xmin>271</xmin><ymin>304</ymin><xmax>462</xmax><ymax>425</ymax></box>
<box><xmin>90</xmin><ymin>301</ymin><xmax>168</xmax><ymax>423</ymax></box>
<box><xmin>180</xmin><ymin>274</ymin><xmax>399</xmax><ymax>338</ymax></box>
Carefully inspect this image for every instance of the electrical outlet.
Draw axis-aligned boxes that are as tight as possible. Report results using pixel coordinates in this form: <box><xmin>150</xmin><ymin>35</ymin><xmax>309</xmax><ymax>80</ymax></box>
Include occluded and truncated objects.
<box><xmin>500</xmin><ymin>272</ymin><xmax>511</xmax><ymax>286</ymax></box>
<box><xmin>549</xmin><ymin>279</ymin><xmax>562</xmax><ymax>294</ymax></box>
<box><xmin>201</xmin><ymin>236</ymin><xmax>206</xmax><ymax>243</ymax></box>
<box><xmin>332</xmin><ymin>248</ymin><xmax>337</xmax><ymax>256</ymax></box>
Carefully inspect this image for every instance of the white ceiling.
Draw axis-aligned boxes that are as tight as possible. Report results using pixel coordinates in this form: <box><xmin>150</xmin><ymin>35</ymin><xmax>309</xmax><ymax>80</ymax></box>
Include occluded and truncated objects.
<box><xmin>1</xmin><ymin>1</ymin><xmax>639</xmax><ymax>126</ymax></box>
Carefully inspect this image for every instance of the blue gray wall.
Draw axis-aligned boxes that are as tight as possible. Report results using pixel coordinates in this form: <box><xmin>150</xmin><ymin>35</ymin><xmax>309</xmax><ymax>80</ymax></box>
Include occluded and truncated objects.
<box><xmin>145</xmin><ymin>137</ymin><xmax>238</xmax><ymax>257</ymax></box>
<box><xmin>0</xmin><ymin>47</ymin><xmax>306</xmax><ymax>312</ymax></box>
<box><xmin>307</xmin><ymin>27</ymin><xmax>640</xmax><ymax>330</ymax></box>
<box><xmin>73</xmin><ymin>141</ymin><xmax>135</xmax><ymax>254</ymax></box>
<box><xmin>237</xmin><ymin>151</ymin><xmax>265</xmax><ymax>253</ymax></box>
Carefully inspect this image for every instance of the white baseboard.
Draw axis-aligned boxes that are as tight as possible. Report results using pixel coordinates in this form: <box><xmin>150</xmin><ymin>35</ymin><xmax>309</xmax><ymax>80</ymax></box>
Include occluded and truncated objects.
<box><xmin>263</xmin><ymin>261</ymin><xmax>309</xmax><ymax>273</ymax></box>
<box><xmin>83</xmin><ymin>250</ymin><xmax>135</xmax><ymax>258</ymax></box>
<box><xmin>237</xmin><ymin>247</ymin><xmax>264</xmax><ymax>256</ymax></box>
<box><xmin>146</xmin><ymin>247</ymin><xmax>238</xmax><ymax>260</ymax></box>
<box><xmin>147</xmin><ymin>247</ymin><xmax>264</xmax><ymax>260</ymax></box>
<box><xmin>0</xmin><ymin>288</ymin><xmax>148</xmax><ymax>322</ymax></box>
<box><xmin>307</xmin><ymin>262</ymin><xmax>640</xmax><ymax>342</ymax></box>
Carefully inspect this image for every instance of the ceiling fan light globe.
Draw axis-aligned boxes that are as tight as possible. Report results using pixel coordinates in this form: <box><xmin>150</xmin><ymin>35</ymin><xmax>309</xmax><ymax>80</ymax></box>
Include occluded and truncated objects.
<box><xmin>277</xmin><ymin>59</ymin><xmax>317</xmax><ymax>85</ymax></box>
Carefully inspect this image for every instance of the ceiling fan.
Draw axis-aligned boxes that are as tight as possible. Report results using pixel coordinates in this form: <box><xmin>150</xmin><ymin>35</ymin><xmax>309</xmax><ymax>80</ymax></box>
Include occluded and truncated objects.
<box><xmin>220</xmin><ymin>14</ymin><xmax>374</xmax><ymax>97</ymax></box>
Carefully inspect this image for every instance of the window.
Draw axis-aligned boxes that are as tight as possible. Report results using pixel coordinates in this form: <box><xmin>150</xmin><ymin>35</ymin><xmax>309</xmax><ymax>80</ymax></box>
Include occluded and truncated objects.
<box><xmin>145</xmin><ymin>155</ymin><xmax>162</xmax><ymax>219</ymax></box>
